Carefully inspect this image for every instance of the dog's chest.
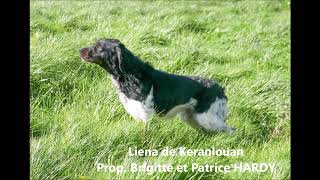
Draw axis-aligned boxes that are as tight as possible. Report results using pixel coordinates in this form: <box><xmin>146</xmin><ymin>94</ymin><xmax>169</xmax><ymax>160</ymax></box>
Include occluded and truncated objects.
<box><xmin>117</xmin><ymin>85</ymin><xmax>155</xmax><ymax>122</ymax></box>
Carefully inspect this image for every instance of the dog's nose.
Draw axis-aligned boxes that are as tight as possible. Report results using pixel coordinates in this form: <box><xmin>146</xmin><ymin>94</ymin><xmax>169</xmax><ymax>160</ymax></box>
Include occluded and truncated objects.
<box><xmin>79</xmin><ymin>48</ymin><xmax>85</xmax><ymax>53</ymax></box>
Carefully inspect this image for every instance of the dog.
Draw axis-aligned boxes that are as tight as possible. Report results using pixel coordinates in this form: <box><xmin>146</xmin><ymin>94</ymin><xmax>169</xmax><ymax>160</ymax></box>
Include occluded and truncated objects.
<box><xmin>80</xmin><ymin>39</ymin><xmax>235</xmax><ymax>133</ymax></box>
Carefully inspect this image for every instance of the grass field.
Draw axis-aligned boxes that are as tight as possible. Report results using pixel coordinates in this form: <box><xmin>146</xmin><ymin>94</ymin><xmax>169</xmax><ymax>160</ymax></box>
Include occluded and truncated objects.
<box><xmin>30</xmin><ymin>1</ymin><xmax>290</xmax><ymax>179</ymax></box>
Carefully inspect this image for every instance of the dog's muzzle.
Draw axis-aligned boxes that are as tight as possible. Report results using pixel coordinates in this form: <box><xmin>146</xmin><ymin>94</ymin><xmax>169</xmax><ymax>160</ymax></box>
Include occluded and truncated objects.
<box><xmin>79</xmin><ymin>48</ymin><xmax>91</xmax><ymax>61</ymax></box>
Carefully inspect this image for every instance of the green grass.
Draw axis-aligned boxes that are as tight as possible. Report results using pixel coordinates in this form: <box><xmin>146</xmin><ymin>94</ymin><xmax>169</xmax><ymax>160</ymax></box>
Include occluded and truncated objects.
<box><xmin>30</xmin><ymin>1</ymin><xmax>290</xmax><ymax>179</ymax></box>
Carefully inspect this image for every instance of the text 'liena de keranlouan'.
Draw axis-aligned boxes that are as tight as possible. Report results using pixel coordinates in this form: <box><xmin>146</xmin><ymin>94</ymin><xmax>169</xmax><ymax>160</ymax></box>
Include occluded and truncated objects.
<box><xmin>128</xmin><ymin>147</ymin><xmax>244</xmax><ymax>157</ymax></box>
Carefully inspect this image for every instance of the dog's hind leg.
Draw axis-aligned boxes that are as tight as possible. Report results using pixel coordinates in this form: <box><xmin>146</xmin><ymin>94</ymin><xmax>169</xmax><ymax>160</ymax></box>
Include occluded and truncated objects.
<box><xmin>221</xmin><ymin>126</ymin><xmax>236</xmax><ymax>134</ymax></box>
<box><xmin>195</xmin><ymin>98</ymin><xmax>236</xmax><ymax>134</ymax></box>
<box><xmin>177</xmin><ymin>105</ymin><xmax>235</xmax><ymax>133</ymax></box>
<box><xmin>195</xmin><ymin>115</ymin><xmax>235</xmax><ymax>134</ymax></box>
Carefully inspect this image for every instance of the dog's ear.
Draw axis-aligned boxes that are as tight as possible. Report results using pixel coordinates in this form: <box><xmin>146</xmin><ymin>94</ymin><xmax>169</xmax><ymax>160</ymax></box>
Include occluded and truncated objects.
<box><xmin>115</xmin><ymin>45</ymin><xmax>124</xmax><ymax>72</ymax></box>
<box><xmin>111</xmin><ymin>42</ymin><xmax>124</xmax><ymax>73</ymax></box>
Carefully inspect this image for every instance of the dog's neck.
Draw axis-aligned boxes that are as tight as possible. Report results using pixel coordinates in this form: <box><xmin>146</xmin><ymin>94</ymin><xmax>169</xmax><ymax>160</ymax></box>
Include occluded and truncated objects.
<box><xmin>103</xmin><ymin>48</ymin><xmax>154</xmax><ymax>101</ymax></box>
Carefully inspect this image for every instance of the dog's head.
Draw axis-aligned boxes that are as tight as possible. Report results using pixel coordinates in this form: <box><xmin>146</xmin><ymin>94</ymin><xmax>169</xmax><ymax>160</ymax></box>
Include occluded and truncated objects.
<box><xmin>80</xmin><ymin>38</ymin><xmax>153</xmax><ymax>78</ymax></box>
<box><xmin>80</xmin><ymin>39</ymin><xmax>124</xmax><ymax>73</ymax></box>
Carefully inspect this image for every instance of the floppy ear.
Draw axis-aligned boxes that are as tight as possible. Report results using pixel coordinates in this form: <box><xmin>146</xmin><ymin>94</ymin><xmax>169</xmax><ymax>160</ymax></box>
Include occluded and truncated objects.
<box><xmin>110</xmin><ymin>43</ymin><xmax>124</xmax><ymax>74</ymax></box>
<box><xmin>115</xmin><ymin>46</ymin><xmax>124</xmax><ymax>72</ymax></box>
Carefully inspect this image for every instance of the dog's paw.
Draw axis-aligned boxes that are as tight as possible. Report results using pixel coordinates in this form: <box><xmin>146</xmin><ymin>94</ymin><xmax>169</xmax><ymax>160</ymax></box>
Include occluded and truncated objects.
<box><xmin>226</xmin><ymin>127</ymin><xmax>236</xmax><ymax>134</ymax></box>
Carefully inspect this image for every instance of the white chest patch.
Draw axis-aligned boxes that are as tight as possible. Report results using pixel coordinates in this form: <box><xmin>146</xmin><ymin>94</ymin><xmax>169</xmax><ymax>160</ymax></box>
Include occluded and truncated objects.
<box><xmin>117</xmin><ymin>86</ymin><xmax>155</xmax><ymax>123</ymax></box>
